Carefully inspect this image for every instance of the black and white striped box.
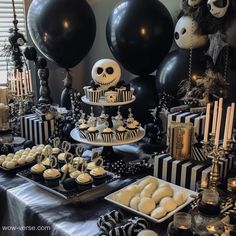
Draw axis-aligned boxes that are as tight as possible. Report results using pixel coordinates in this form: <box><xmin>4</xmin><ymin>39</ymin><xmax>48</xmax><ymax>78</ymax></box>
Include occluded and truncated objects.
<box><xmin>20</xmin><ymin>114</ymin><xmax>55</xmax><ymax>145</ymax></box>
<box><xmin>154</xmin><ymin>154</ymin><xmax>234</xmax><ymax>190</ymax></box>
<box><xmin>167</xmin><ymin>112</ymin><xmax>206</xmax><ymax>145</ymax></box>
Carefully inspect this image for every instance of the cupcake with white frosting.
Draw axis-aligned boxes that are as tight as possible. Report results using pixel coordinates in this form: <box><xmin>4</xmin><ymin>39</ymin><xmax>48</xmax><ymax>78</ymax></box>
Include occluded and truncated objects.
<box><xmin>101</xmin><ymin>127</ymin><xmax>113</xmax><ymax>142</ymax></box>
<box><xmin>127</xmin><ymin>123</ymin><xmax>139</xmax><ymax>139</ymax></box>
<box><xmin>85</xmin><ymin>126</ymin><xmax>99</xmax><ymax>142</ymax></box>
<box><xmin>31</xmin><ymin>163</ymin><xmax>46</xmax><ymax>181</ymax></box>
<box><xmin>77</xmin><ymin>122</ymin><xmax>89</xmax><ymax>139</ymax></box>
<box><xmin>115</xmin><ymin>125</ymin><xmax>127</xmax><ymax>141</ymax></box>
<box><xmin>76</xmin><ymin>172</ymin><xmax>93</xmax><ymax>190</ymax></box>
<box><xmin>43</xmin><ymin>168</ymin><xmax>61</xmax><ymax>187</ymax></box>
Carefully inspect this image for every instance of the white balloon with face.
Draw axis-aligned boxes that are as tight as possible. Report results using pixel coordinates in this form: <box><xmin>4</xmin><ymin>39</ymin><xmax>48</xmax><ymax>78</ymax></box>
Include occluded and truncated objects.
<box><xmin>207</xmin><ymin>0</ymin><xmax>229</xmax><ymax>18</ymax></box>
<box><xmin>174</xmin><ymin>16</ymin><xmax>208</xmax><ymax>49</ymax></box>
<box><xmin>91</xmin><ymin>59</ymin><xmax>121</xmax><ymax>90</ymax></box>
<box><xmin>188</xmin><ymin>0</ymin><xmax>202</xmax><ymax>7</ymax></box>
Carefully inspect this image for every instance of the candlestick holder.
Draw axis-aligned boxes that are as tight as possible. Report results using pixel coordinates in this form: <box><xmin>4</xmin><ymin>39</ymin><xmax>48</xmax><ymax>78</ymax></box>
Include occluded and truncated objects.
<box><xmin>209</xmin><ymin>145</ymin><xmax>224</xmax><ymax>190</ymax></box>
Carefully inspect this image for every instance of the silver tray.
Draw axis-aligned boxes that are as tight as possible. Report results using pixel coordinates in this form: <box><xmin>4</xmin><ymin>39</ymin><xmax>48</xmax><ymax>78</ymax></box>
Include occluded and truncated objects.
<box><xmin>17</xmin><ymin>169</ymin><xmax>119</xmax><ymax>200</ymax></box>
<box><xmin>105</xmin><ymin>175</ymin><xmax>197</xmax><ymax>223</ymax></box>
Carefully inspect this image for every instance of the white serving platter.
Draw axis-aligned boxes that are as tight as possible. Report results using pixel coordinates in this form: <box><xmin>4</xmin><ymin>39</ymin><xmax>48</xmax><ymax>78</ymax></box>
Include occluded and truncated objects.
<box><xmin>70</xmin><ymin>127</ymin><xmax>145</xmax><ymax>147</ymax></box>
<box><xmin>81</xmin><ymin>95</ymin><xmax>136</xmax><ymax>107</ymax></box>
<box><xmin>105</xmin><ymin>175</ymin><xmax>197</xmax><ymax>223</ymax></box>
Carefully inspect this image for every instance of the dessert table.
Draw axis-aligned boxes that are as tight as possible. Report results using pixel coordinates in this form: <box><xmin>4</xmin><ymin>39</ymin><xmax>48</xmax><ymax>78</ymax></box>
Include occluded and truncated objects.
<box><xmin>0</xmin><ymin>145</ymin><xmax>169</xmax><ymax>236</ymax></box>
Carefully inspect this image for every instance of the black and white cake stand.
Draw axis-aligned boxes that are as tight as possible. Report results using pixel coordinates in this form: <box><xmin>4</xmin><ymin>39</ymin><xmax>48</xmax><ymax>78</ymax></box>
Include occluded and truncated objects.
<box><xmin>70</xmin><ymin>95</ymin><xmax>145</xmax><ymax>160</ymax></box>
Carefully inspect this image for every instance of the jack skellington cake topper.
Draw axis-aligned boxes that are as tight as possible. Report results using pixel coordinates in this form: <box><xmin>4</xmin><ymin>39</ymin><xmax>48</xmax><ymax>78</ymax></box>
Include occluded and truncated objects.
<box><xmin>91</xmin><ymin>59</ymin><xmax>121</xmax><ymax>90</ymax></box>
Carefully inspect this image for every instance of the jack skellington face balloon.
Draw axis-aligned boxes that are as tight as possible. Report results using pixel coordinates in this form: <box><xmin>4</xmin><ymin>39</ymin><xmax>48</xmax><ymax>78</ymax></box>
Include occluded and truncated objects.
<box><xmin>174</xmin><ymin>16</ymin><xmax>208</xmax><ymax>49</ymax></box>
<box><xmin>207</xmin><ymin>0</ymin><xmax>229</xmax><ymax>18</ymax></box>
<box><xmin>91</xmin><ymin>59</ymin><xmax>121</xmax><ymax>90</ymax></box>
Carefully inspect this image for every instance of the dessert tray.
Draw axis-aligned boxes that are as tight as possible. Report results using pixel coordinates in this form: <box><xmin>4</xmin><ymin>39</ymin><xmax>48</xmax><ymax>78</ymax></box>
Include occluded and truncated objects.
<box><xmin>0</xmin><ymin>162</ymin><xmax>35</xmax><ymax>174</ymax></box>
<box><xmin>81</xmin><ymin>95</ymin><xmax>136</xmax><ymax>106</ymax></box>
<box><xmin>17</xmin><ymin>169</ymin><xmax>119</xmax><ymax>200</ymax></box>
<box><xmin>70</xmin><ymin>127</ymin><xmax>145</xmax><ymax>147</ymax></box>
<box><xmin>105</xmin><ymin>176</ymin><xmax>197</xmax><ymax>223</ymax></box>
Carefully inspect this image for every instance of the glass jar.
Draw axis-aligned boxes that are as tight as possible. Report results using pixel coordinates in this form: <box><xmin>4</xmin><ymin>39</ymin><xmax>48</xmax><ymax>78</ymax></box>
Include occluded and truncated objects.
<box><xmin>191</xmin><ymin>189</ymin><xmax>224</xmax><ymax>235</ymax></box>
<box><xmin>167</xmin><ymin>212</ymin><xmax>193</xmax><ymax>236</ymax></box>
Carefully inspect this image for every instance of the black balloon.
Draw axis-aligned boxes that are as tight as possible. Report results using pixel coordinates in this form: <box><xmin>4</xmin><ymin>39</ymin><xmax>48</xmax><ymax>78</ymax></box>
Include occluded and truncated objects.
<box><xmin>27</xmin><ymin>0</ymin><xmax>96</xmax><ymax>69</ymax></box>
<box><xmin>156</xmin><ymin>49</ymin><xmax>207</xmax><ymax>98</ymax></box>
<box><xmin>24</xmin><ymin>46</ymin><xmax>37</xmax><ymax>61</ymax></box>
<box><xmin>130</xmin><ymin>75</ymin><xmax>158</xmax><ymax>124</ymax></box>
<box><xmin>36</xmin><ymin>57</ymin><xmax>47</xmax><ymax>69</ymax></box>
<box><xmin>106</xmin><ymin>0</ymin><xmax>174</xmax><ymax>76</ymax></box>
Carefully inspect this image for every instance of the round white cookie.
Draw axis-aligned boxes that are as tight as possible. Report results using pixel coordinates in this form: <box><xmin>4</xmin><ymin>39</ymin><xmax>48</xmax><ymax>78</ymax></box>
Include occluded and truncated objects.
<box><xmin>138</xmin><ymin>197</ymin><xmax>156</xmax><ymax>215</ymax></box>
<box><xmin>130</xmin><ymin>195</ymin><xmax>141</xmax><ymax>210</ymax></box>
<box><xmin>151</xmin><ymin>206</ymin><xmax>167</xmax><ymax>219</ymax></box>
<box><xmin>159</xmin><ymin>197</ymin><xmax>177</xmax><ymax>212</ymax></box>
<box><xmin>152</xmin><ymin>186</ymin><xmax>173</xmax><ymax>204</ymax></box>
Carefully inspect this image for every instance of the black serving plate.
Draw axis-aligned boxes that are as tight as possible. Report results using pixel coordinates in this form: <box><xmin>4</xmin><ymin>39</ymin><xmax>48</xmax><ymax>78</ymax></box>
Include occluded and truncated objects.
<box><xmin>17</xmin><ymin>169</ymin><xmax>119</xmax><ymax>200</ymax></box>
<box><xmin>0</xmin><ymin>161</ymin><xmax>36</xmax><ymax>174</ymax></box>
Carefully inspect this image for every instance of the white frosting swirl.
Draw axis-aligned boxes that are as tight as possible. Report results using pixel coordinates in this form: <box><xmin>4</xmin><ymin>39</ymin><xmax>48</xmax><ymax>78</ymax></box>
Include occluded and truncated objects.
<box><xmin>88</xmin><ymin>127</ymin><xmax>98</xmax><ymax>132</ymax></box>
<box><xmin>31</xmin><ymin>163</ymin><xmax>46</xmax><ymax>173</ymax></box>
<box><xmin>90</xmin><ymin>167</ymin><xmax>106</xmax><ymax>176</ymax></box>
<box><xmin>102</xmin><ymin>127</ymin><xmax>113</xmax><ymax>133</ymax></box>
<box><xmin>116</xmin><ymin>126</ymin><xmax>126</xmax><ymax>132</ymax></box>
<box><xmin>76</xmin><ymin>173</ymin><xmax>92</xmax><ymax>183</ymax></box>
<box><xmin>43</xmin><ymin>169</ymin><xmax>61</xmax><ymax>179</ymax></box>
<box><xmin>69</xmin><ymin>170</ymin><xmax>81</xmax><ymax>179</ymax></box>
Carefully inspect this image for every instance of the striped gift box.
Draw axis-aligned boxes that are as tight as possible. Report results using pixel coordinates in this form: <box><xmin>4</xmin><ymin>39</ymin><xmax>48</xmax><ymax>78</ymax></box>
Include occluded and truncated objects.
<box><xmin>154</xmin><ymin>154</ymin><xmax>234</xmax><ymax>190</ymax></box>
<box><xmin>20</xmin><ymin>114</ymin><xmax>55</xmax><ymax>145</ymax></box>
<box><xmin>167</xmin><ymin>112</ymin><xmax>206</xmax><ymax>145</ymax></box>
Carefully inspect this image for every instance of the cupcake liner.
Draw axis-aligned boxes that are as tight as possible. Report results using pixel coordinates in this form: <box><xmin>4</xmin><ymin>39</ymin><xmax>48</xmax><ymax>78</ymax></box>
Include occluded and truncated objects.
<box><xmin>86</xmin><ymin>131</ymin><xmax>99</xmax><ymax>142</ymax></box>
<box><xmin>116</xmin><ymin>88</ymin><xmax>125</xmax><ymax>102</ymax></box>
<box><xmin>44</xmin><ymin>178</ymin><xmax>60</xmax><ymax>188</ymax></box>
<box><xmin>115</xmin><ymin>131</ymin><xmax>127</xmax><ymax>141</ymax></box>
<box><xmin>128</xmin><ymin>129</ymin><xmax>139</xmax><ymax>139</ymax></box>
<box><xmin>78</xmin><ymin>129</ymin><xmax>87</xmax><ymax>139</ymax></box>
<box><xmin>101</xmin><ymin>133</ymin><xmax>113</xmax><ymax>142</ymax></box>
<box><xmin>87</xmin><ymin>90</ymin><xmax>101</xmax><ymax>103</ymax></box>
<box><xmin>83</xmin><ymin>87</ymin><xmax>89</xmax><ymax>98</ymax></box>
<box><xmin>31</xmin><ymin>172</ymin><xmax>44</xmax><ymax>182</ymax></box>
<box><xmin>121</xmin><ymin>90</ymin><xmax>133</xmax><ymax>102</ymax></box>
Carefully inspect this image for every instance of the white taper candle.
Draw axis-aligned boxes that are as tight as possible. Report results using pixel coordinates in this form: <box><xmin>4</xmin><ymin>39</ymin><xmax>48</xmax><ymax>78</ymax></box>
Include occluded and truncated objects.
<box><xmin>212</xmin><ymin>101</ymin><xmax>218</xmax><ymax>134</ymax></box>
<box><xmin>223</xmin><ymin>106</ymin><xmax>231</xmax><ymax>149</ymax></box>
<box><xmin>204</xmin><ymin>103</ymin><xmax>211</xmax><ymax>143</ymax></box>
<box><xmin>228</xmin><ymin>103</ymin><xmax>235</xmax><ymax>140</ymax></box>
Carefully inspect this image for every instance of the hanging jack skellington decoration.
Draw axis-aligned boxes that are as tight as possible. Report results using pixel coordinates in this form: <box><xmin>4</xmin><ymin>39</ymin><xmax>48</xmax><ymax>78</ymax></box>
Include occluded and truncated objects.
<box><xmin>207</xmin><ymin>0</ymin><xmax>230</xmax><ymax>18</ymax></box>
<box><xmin>91</xmin><ymin>59</ymin><xmax>121</xmax><ymax>90</ymax></box>
<box><xmin>174</xmin><ymin>16</ymin><xmax>209</xmax><ymax>49</ymax></box>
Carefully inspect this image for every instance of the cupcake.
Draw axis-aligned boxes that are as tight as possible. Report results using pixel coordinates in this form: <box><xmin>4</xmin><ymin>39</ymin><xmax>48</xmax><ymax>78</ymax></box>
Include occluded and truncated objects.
<box><xmin>101</xmin><ymin>127</ymin><xmax>113</xmax><ymax>142</ymax></box>
<box><xmin>116</xmin><ymin>80</ymin><xmax>126</xmax><ymax>102</ymax></box>
<box><xmin>83</xmin><ymin>86</ymin><xmax>90</xmax><ymax>98</ymax></box>
<box><xmin>90</xmin><ymin>166</ymin><xmax>107</xmax><ymax>185</ymax></box>
<box><xmin>87</xmin><ymin>161</ymin><xmax>97</xmax><ymax>171</ymax></box>
<box><xmin>127</xmin><ymin>123</ymin><xmax>139</xmax><ymax>139</ymax></box>
<box><xmin>121</xmin><ymin>84</ymin><xmax>134</xmax><ymax>102</ymax></box>
<box><xmin>31</xmin><ymin>163</ymin><xmax>46</xmax><ymax>181</ymax></box>
<box><xmin>87</xmin><ymin>86</ymin><xmax>102</xmax><ymax>103</ymax></box>
<box><xmin>86</xmin><ymin>126</ymin><xmax>99</xmax><ymax>142</ymax></box>
<box><xmin>69</xmin><ymin>170</ymin><xmax>81</xmax><ymax>179</ymax></box>
<box><xmin>77</xmin><ymin>122</ymin><xmax>89</xmax><ymax>139</ymax></box>
<box><xmin>115</xmin><ymin>125</ymin><xmax>128</xmax><ymax>141</ymax></box>
<box><xmin>42</xmin><ymin>157</ymin><xmax>51</xmax><ymax>168</ymax></box>
<box><xmin>58</xmin><ymin>153</ymin><xmax>67</xmax><ymax>167</ymax></box>
<box><xmin>61</xmin><ymin>164</ymin><xmax>76</xmax><ymax>174</ymax></box>
<box><xmin>52</xmin><ymin>147</ymin><xmax>61</xmax><ymax>157</ymax></box>
<box><xmin>76</xmin><ymin>173</ymin><xmax>93</xmax><ymax>190</ymax></box>
<box><xmin>43</xmin><ymin>169</ymin><xmax>61</xmax><ymax>187</ymax></box>
<box><xmin>73</xmin><ymin>156</ymin><xmax>84</xmax><ymax>166</ymax></box>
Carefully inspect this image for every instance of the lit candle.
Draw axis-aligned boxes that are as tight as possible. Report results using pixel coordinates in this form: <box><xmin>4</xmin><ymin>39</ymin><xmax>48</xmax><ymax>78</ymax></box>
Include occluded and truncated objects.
<box><xmin>204</xmin><ymin>103</ymin><xmax>211</xmax><ymax>142</ymax></box>
<box><xmin>16</xmin><ymin>73</ymin><xmax>19</xmax><ymax>96</ymax></box>
<box><xmin>228</xmin><ymin>103</ymin><xmax>235</xmax><ymax>140</ymax></box>
<box><xmin>215</xmin><ymin>98</ymin><xmax>223</xmax><ymax>147</ymax></box>
<box><xmin>212</xmin><ymin>101</ymin><xmax>218</xmax><ymax>134</ymax></box>
<box><xmin>223</xmin><ymin>106</ymin><xmax>231</xmax><ymax>149</ymax></box>
<box><xmin>19</xmin><ymin>71</ymin><xmax>23</xmax><ymax>96</ymax></box>
<box><xmin>227</xmin><ymin>178</ymin><xmax>236</xmax><ymax>192</ymax></box>
<box><xmin>201</xmin><ymin>180</ymin><xmax>208</xmax><ymax>189</ymax></box>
